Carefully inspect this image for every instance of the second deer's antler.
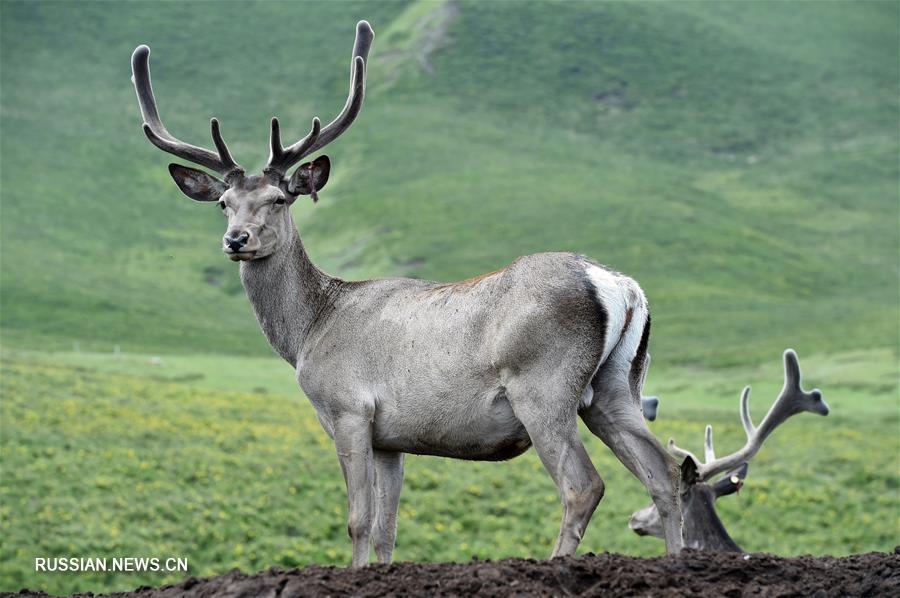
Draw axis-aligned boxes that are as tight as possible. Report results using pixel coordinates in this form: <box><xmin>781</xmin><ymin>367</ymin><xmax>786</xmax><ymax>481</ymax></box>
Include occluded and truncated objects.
<box><xmin>668</xmin><ymin>349</ymin><xmax>829</xmax><ymax>482</ymax></box>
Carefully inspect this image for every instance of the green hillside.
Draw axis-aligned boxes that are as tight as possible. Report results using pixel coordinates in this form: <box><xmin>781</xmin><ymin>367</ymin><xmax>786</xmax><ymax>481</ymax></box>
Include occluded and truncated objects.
<box><xmin>2</xmin><ymin>2</ymin><xmax>899</xmax><ymax>593</ymax></box>
<box><xmin>1</xmin><ymin>0</ymin><xmax>897</xmax><ymax>366</ymax></box>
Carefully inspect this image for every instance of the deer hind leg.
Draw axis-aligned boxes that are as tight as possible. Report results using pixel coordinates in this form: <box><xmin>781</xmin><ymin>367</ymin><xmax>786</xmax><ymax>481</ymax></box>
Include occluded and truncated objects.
<box><xmin>582</xmin><ymin>371</ymin><xmax>684</xmax><ymax>554</ymax></box>
<box><xmin>533</xmin><ymin>423</ymin><xmax>604</xmax><ymax>557</ymax></box>
<box><xmin>333</xmin><ymin>414</ymin><xmax>375</xmax><ymax>567</ymax></box>
<box><xmin>510</xmin><ymin>383</ymin><xmax>605</xmax><ymax>558</ymax></box>
<box><xmin>371</xmin><ymin>450</ymin><xmax>404</xmax><ymax>563</ymax></box>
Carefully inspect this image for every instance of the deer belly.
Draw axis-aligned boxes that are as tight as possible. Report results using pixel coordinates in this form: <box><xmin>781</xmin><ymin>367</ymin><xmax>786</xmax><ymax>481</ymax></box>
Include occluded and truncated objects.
<box><xmin>371</xmin><ymin>389</ymin><xmax>532</xmax><ymax>461</ymax></box>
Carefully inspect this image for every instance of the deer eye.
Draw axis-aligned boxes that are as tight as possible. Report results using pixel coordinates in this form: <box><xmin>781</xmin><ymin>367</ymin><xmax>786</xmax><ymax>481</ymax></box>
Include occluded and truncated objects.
<box><xmin>218</xmin><ymin>201</ymin><xmax>226</xmax><ymax>210</ymax></box>
<box><xmin>274</xmin><ymin>197</ymin><xmax>286</xmax><ymax>205</ymax></box>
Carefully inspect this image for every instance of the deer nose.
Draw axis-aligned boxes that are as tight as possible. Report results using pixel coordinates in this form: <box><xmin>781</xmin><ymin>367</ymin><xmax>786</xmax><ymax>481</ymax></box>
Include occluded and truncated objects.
<box><xmin>224</xmin><ymin>231</ymin><xmax>250</xmax><ymax>251</ymax></box>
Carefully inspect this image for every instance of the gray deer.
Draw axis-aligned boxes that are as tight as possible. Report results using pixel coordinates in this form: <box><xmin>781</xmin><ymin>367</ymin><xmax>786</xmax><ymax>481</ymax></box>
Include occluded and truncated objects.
<box><xmin>130</xmin><ymin>21</ymin><xmax>686</xmax><ymax>566</ymax></box>
<box><xmin>629</xmin><ymin>349</ymin><xmax>829</xmax><ymax>551</ymax></box>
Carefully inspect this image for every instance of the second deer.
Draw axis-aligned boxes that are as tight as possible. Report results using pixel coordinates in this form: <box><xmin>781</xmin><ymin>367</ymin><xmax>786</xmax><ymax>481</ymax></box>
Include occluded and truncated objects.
<box><xmin>629</xmin><ymin>349</ymin><xmax>829</xmax><ymax>551</ymax></box>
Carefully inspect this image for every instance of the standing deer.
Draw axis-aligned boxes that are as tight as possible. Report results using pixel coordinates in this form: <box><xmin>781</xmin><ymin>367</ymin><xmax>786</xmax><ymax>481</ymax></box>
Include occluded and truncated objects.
<box><xmin>629</xmin><ymin>349</ymin><xmax>829</xmax><ymax>551</ymax></box>
<box><xmin>130</xmin><ymin>21</ymin><xmax>687</xmax><ymax>566</ymax></box>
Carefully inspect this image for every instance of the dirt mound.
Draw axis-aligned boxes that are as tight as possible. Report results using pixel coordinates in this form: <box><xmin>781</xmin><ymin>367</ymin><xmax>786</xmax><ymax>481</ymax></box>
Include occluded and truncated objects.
<box><xmin>9</xmin><ymin>550</ymin><xmax>899</xmax><ymax>597</ymax></box>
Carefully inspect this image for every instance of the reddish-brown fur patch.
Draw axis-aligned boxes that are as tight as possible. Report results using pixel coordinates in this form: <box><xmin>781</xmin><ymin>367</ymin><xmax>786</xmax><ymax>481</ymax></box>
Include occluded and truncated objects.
<box><xmin>456</xmin><ymin>268</ymin><xmax>505</xmax><ymax>287</ymax></box>
<box><xmin>421</xmin><ymin>268</ymin><xmax>506</xmax><ymax>297</ymax></box>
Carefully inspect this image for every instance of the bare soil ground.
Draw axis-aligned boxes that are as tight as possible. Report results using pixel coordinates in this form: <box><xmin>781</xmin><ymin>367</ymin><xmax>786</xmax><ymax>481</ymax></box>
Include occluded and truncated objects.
<box><xmin>7</xmin><ymin>550</ymin><xmax>899</xmax><ymax>597</ymax></box>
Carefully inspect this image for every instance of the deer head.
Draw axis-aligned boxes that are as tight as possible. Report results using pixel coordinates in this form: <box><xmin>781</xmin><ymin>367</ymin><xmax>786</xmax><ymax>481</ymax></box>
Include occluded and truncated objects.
<box><xmin>630</xmin><ymin>349</ymin><xmax>829</xmax><ymax>551</ymax></box>
<box><xmin>130</xmin><ymin>21</ymin><xmax>374</xmax><ymax>261</ymax></box>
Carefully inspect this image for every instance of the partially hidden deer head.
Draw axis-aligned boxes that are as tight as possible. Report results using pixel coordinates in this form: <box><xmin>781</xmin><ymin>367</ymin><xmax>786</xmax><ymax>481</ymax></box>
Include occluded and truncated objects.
<box><xmin>131</xmin><ymin>21</ymin><xmax>373</xmax><ymax>261</ymax></box>
<box><xmin>630</xmin><ymin>349</ymin><xmax>829</xmax><ymax>551</ymax></box>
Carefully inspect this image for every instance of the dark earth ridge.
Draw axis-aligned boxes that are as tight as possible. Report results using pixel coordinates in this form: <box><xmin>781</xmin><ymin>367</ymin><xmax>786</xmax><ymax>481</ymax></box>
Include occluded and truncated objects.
<box><xmin>7</xmin><ymin>550</ymin><xmax>899</xmax><ymax>597</ymax></box>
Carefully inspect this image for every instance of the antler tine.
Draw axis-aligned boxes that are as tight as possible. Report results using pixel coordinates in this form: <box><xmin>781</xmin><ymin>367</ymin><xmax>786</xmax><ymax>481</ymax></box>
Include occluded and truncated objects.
<box><xmin>210</xmin><ymin>118</ymin><xmax>237</xmax><ymax>171</ymax></box>
<box><xmin>739</xmin><ymin>386</ymin><xmax>755</xmax><ymax>436</ymax></box>
<box><xmin>782</xmin><ymin>348</ymin><xmax>802</xmax><ymax>393</ymax></box>
<box><xmin>704</xmin><ymin>425</ymin><xmax>716</xmax><ymax>462</ymax></box>
<box><xmin>667</xmin><ymin>438</ymin><xmax>699</xmax><ymax>464</ymax></box>
<box><xmin>269</xmin><ymin>117</ymin><xmax>283</xmax><ymax>163</ymax></box>
<box><xmin>267</xmin><ymin>117</ymin><xmax>321</xmax><ymax>175</ymax></box>
<box><xmin>684</xmin><ymin>349</ymin><xmax>829</xmax><ymax>481</ymax></box>
<box><xmin>351</xmin><ymin>19</ymin><xmax>376</xmax><ymax>65</ymax></box>
<box><xmin>131</xmin><ymin>45</ymin><xmax>242</xmax><ymax>178</ymax></box>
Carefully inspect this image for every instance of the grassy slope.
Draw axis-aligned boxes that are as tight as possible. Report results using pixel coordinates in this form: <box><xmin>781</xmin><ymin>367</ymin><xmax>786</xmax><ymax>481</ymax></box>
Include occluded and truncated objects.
<box><xmin>1</xmin><ymin>0</ymin><xmax>898</xmax><ymax>593</ymax></box>
<box><xmin>1</xmin><ymin>347</ymin><xmax>896</xmax><ymax>594</ymax></box>
<box><xmin>1</xmin><ymin>0</ymin><xmax>897</xmax><ymax>366</ymax></box>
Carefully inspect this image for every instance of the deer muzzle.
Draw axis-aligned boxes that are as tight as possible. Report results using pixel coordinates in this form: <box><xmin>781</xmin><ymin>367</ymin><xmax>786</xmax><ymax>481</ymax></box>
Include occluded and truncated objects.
<box><xmin>224</xmin><ymin>232</ymin><xmax>250</xmax><ymax>252</ymax></box>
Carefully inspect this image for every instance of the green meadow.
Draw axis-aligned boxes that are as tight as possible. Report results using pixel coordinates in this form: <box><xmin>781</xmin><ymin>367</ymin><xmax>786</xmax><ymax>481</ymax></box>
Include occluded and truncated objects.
<box><xmin>2</xmin><ymin>346</ymin><xmax>897</xmax><ymax>594</ymax></box>
<box><xmin>1</xmin><ymin>0</ymin><xmax>898</xmax><ymax>594</ymax></box>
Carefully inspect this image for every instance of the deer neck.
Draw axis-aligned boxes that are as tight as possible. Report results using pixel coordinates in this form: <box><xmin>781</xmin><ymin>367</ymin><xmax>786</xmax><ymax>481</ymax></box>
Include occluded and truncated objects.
<box><xmin>239</xmin><ymin>217</ymin><xmax>338</xmax><ymax>365</ymax></box>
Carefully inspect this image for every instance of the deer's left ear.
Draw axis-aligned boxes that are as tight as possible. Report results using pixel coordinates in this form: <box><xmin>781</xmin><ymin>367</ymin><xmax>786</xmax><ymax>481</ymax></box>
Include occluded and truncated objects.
<box><xmin>288</xmin><ymin>155</ymin><xmax>330</xmax><ymax>201</ymax></box>
<box><xmin>680</xmin><ymin>456</ymin><xmax>700</xmax><ymax>487</ymax></box>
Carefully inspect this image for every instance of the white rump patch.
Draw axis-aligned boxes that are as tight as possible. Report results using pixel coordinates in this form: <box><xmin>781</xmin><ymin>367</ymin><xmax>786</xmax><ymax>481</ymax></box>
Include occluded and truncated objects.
<box><xmin>580</xmin><ymin>265</ymin><xmax>648</xmax><ymax>408</ymax></box>
<box><xmin>585</xmin><ymin>265</ymin><xmax>646</xmax><ymax>364</ymax></box>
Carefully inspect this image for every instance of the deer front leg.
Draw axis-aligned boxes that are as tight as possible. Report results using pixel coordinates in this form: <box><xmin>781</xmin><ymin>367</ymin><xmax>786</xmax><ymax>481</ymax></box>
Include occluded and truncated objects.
<box><xmin>371</xmin><ymin>450</ymin><xmax>404</xmax><ymax>563</ymax></box>
<box><xmin>334</xmin><ymin>414</ymin><xmax>375</xmax><ymax>567</ymax></box>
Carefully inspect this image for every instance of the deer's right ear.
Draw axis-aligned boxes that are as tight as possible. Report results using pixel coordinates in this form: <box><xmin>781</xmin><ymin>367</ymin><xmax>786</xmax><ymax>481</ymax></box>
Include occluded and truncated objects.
<box><xmin>167</xmin><ymin>164</ymin><xmax>228</xmax><ymax>202</ymax></box>
<box><xmin>712</xmin><ymin>463</ymin><xmax>749</xmax><ymax>498</ymax></box>
<box><xmin>680</xmin><ymin>455</ymin><xmax>700</xmax><ymax>486</ymax></box>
